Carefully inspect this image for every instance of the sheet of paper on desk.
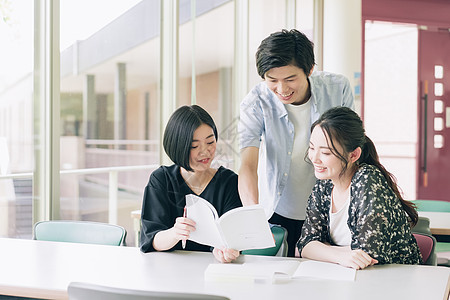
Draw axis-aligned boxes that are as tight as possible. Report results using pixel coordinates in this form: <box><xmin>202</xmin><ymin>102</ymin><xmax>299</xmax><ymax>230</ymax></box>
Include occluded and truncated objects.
<box><xmin>204</xmin><ymin>260</ymin><xmax>356</xmax><ymax>282</ymax></box>
<box><xmin>204</xmin><ymin>261</ymin><xmax>299</xmax><ymax>283</ymax></box>
<box><xmin>205</xmin><ymin>263</ymin><xmax>260</xmax><ymax>283</ymax></box>
<box><xmin>293</xmin><ymin>260</ymin><xmax>356</xmax><ymax>281</ymax></box>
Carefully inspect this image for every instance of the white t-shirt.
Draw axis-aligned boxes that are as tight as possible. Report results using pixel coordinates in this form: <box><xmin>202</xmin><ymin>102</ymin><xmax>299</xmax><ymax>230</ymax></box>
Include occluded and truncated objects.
<box><xmin>329</xmin><ymin>196</ymin><xmax>352</xmax><ymax>246</ymax></box>
<box><xmin>275</xmin><ymin>100</ymin><xmax>315</xmax><ymax>220</ymax></box>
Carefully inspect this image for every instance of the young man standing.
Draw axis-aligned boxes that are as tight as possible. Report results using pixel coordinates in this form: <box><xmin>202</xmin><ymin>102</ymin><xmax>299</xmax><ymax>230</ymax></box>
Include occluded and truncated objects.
<box><xmin>238</xmin><ymin>29</ymin><xmax>354</xmax><ymax>257</ymax></box>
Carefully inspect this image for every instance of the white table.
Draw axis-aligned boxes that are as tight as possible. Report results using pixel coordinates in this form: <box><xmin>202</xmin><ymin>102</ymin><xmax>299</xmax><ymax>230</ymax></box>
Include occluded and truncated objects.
<box><xmin>0</xmin><ymin>238</ymin><xmax>448</xmax><ymax>300</ymax></box>
<box><xmin>419</xmin><ymin>211</ymin><xmax>450</xmax><ymax>235</ymax></box>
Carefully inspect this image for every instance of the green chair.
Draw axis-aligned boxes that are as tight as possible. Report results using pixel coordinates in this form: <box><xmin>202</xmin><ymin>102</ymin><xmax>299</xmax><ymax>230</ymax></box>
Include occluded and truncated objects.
<box><xmin>411</xmin><ymin>216</ymin><xmax>449</xmax><ymax>263</ymax></box>
<box><xmin>413</xmin><ymin>233</ymin><xmax>437</xmax><ymax>266</ymax></box>
<box><xmin>434</xmin><ymin>240</ymin><xmax>450</xmax><ymax>265</ymax></box>
<box><xmin>412</xmin><ymin>216</ymin><xmax>432</xmax><ymax>235</ymax></box>
<box><xmin>435</xmin><ymin>242</ymin><xmax>450</xmax><ymax>267</ymax></box>
<box><xmin>412</xmin><ymin>200</ymin><xmax>450</xmax><ymax>212</ymax></box>
<box><xmin>412</xmin><ymin>200</ymin><xmax>450</xmax><ymax>266</ymax></box>
<box><xmin>435</xmin><ymin>242</ymin><xmax>450</xmax><ymax>252</ymax></box>
<box><xmin>241</xmin><ymin>224</ymin><xmax>288</xmax><ymax>257</ymax></box>
<box><xmin>33</xmin><ymin>220</ymin><xmax>127</xmax><ymax>246</ymax></box>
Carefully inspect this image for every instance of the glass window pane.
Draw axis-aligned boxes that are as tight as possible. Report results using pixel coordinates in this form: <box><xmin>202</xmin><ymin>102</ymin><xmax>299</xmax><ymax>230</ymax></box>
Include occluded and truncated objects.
<box><xmin>434</xmin><ymin>117</ymin><xmax>444</xmax><ymax>131</ymax></box>
<box><xmin>296</xmin><ymin>0</ymin><xmax>314</xmax><ymax>39</ymax></box>
<box><xmin>447</xmin><ymin>107</ymin><xmax>450</xmax><ymax>128</ymax></box>
<box><xmin>434</xmin><ymin>82</ymin><xmax>443</xmax><ymax>96</ymax></box>
<box><xmin>364</xmin><ymin>21</ymin><xmax>418</xmax><ymax>200</ymax></box>
<box><xmin>248</xmin><ymin>0</ymin><xmax>287</xmax><ymax>88</ymax></box>
<box><xmin>60</xmin><ymin>0</ymin><xmax>159</xmax><ymax>246</ymax></box>
<box><xmin>434</xmin><ymin>100</ymin><xmax>444</xmax><ymax>114</ymax></box>
<box><xmin>179</xmin><ymin>1</ymin><xmax>236</xmax><ymax>170</ymax></box>
<box><xmin>434</xmin><ymin>65</ymin><xmax>443</xmax><ymax>79</ymax></box>
<box><xmin>0</xmin><ymin>2</ymin><xmax>34</xmax><ymax>238</ymax></box>
<box><xmin>434</xmin><ymin>134</ymin><xmax>444</xmax><ymax>149</ymax></box>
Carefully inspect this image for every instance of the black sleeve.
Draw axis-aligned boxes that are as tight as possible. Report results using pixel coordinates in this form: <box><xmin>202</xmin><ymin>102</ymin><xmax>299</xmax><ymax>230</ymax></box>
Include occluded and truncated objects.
<box><xmin>139</xmin><ymin>167</ymin><xmax>183</xmax><ymax>253</ymax></box>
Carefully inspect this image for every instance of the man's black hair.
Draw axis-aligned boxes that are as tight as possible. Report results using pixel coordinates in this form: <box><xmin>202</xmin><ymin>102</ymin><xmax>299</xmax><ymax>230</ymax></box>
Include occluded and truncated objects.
<box><xmin>256</xmin><ymin>29</ymin><xmax>315</xmax><ymax>79</ymax></box>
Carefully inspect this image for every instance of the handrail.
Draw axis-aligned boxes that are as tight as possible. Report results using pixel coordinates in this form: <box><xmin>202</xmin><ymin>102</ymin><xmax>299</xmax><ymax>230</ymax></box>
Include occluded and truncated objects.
<box><xmin>0</xmin><ymin>172</ymin><xmax>33</xmax><ymax>180</ymax></box>
<box><xmin>60</xmin><ymin>164</ymin><xmax>158</xmax><ymax>175</ymax></box>
<box><xmin>85</xmin><ymin>140</ymin><xmax>159</xmax><ymax>146</ymax></box>
<box><xmin>0</xmin><ymin>164</ymin><xmax>158</xmax><ymax>179</ymax></box>
<box><xmin>422</xmin><ymin>80</ymin><xmax>428</xmax><ymax>187</ymax></box>
<box><xmin>0</xmin><ymin>164</ymin><xmax>159</xmax><ymax>224</ymax></box>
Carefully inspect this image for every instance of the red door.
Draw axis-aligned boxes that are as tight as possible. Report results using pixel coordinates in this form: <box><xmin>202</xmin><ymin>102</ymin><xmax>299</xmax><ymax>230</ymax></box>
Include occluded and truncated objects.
<box><xmin>417</xmin><ymin>29</ymin><xmax>450</xmax><ymax>200</ymax></box>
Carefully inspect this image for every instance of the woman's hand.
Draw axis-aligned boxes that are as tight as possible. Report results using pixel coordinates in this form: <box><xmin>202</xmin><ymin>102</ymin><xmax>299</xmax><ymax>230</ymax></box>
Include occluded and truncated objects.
<box><xmin>172</xmin><ymin>216</ymin><xmax>196</xmax><ymax>243</ymax></box>
<box><xmin>153</xmin><ymin>216</ymin><xmax>196</xmax><ymax>251</ymax></box>
<box><xmin>336</xmin><ymin>248</ymin><xmax>378</xmax><ymax>269</ymax></box>
<box><xmin>212</xmin><ymin>247</ymin><xmax>240</xmax><ymax>263</ymax></box>
<box><xmin>301</xmin><ymin>241</ymin><xmax>378</xmax><ymax>270</ymax></box>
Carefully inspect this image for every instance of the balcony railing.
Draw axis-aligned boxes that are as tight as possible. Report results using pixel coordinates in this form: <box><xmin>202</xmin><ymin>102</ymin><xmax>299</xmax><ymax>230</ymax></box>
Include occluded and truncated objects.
<box><xmin>0</xmin><ymin>164</ymin><xmax>158</xmax><ymax>225</ymax></box>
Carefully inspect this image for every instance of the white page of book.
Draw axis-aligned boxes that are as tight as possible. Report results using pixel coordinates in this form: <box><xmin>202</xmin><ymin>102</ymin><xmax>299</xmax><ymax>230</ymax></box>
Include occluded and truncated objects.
<box><xmin>185</xmin><ymin>194</ymin><xmax>224</xmax><ymax>248</ymax></box>
<box><xmin>218</xmin><ymin>206</ymin><xmax>275</xmax><ymax>250</ymax></box>
<box><xmin>293</xmin><ymin>260</ymin><xmax>356</xmax><ymax>281</ymax></box>
<box><xmin>185</xmin><ymin>194</ymin><xmax>274</xmax><ymax>250</ymax></box>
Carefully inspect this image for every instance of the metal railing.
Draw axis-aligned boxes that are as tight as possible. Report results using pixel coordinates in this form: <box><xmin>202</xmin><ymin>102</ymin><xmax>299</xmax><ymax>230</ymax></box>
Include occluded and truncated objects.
<box><xmin>0</xmin><ymin>164</ymin><xmax>158</xmax><ymax>224</ymax></box>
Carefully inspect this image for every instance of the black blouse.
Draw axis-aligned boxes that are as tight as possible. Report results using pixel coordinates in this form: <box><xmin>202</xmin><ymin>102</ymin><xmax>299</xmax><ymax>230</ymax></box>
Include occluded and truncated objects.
<box><xmin>140</xmin><ymin>165</ymin><xmax>242</xmax><ymax>253</ymax></box>
<box><xmin>297</xmin><ymin>164</ymin><xmax>422</xmax><ymax>265</ymax></box>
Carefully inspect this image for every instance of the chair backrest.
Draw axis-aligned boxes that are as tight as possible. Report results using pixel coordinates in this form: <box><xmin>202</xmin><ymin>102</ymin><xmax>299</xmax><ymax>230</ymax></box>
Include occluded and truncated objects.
<box><xmin>33</xmin><ymin>220</ymin><xmax>127</xmax><ymax>246</ymax></box>
<box><xmin>413</xmin><ymin>233</ymin><xmax>437</xmax><ymax>266</ymax></box>
<box><xmin>413</xmin><ymin>200</ymin><xmax>450</xmax><ymax>212</ymax></box>
<box><xmin>68</xmin><ymin>282</ymin><xmax>230</xmax><ymax>300</ymax></box>
<box><xmin>412</xmin><ymin>216</ymin><xmax>432</xmax><ymax>235</ymax></box>
<box><xmin>241</xmin><ymin>224</ymin><xmax>288</xmax><ymax>257</ymax></box>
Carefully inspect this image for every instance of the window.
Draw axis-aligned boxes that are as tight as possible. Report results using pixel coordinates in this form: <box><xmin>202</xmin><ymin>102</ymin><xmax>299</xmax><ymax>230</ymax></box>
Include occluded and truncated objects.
<box><xmin>59</xmin><ymin>0</ymin><xmax>159</xmax><ymax>246</ymax></box>
<box><xmin>0</xmin><ymin>1</ymin><xmax>34</xmax><ymax>238</ymax></box>
<box><xmin>0</xmin><ymin>0</ymin><xmax>313</xmax><ymax>244</ymax></box>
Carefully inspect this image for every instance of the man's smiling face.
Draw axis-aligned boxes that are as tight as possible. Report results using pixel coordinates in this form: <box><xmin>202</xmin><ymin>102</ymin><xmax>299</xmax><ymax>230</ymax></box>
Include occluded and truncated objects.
<box><xmin>264</xmin><ymin>64</ymin><xmax>310</xmax><ymax>106</ymax></box>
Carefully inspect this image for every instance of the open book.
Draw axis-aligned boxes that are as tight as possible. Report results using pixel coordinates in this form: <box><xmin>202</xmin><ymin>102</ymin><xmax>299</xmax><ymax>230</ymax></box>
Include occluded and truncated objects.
<box><xmin>204</xmin><ymin>260</ymin><xmax>357</xmax><ymax>282</ymax></box>
<box><xmin>185</xmin><ymin>194</ymin><xmax>275</xmax><ymax>251</ymax></box>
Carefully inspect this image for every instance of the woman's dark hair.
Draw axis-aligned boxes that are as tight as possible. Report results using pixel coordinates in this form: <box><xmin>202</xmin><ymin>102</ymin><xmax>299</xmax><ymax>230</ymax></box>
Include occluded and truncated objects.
<box><xmin>310</xmin><ymin>106</ymin><xmax>418</xmax><ymax>226</ymax></box>
<box><xmin>163</xmin><ymin>105</ymin><xmax>218</xmax><ymax>172</ymax></box>
<box><xmin>256</xmin><ymin>29</ymin><xmax>315</xmax><ymax>79</ymax></box>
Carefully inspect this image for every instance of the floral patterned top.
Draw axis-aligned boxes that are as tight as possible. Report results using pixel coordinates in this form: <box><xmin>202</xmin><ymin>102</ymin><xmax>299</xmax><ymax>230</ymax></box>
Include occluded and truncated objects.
<box><xmin>297</xmin><ymin>164</ymin><xmax>422</xmax><ymax>265</ymax></box>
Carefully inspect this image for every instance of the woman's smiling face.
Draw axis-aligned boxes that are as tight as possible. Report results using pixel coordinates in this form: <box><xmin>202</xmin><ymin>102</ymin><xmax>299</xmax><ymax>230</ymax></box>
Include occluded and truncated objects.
<box><xmin>189</xmin><ymin>123</ymin><xmax>216</xmax><ymax>172</ymax></box>
<box><xmin>308</xmin><ymin>125</ymin><xmax>346</xmax><ymax>182</ymax></box>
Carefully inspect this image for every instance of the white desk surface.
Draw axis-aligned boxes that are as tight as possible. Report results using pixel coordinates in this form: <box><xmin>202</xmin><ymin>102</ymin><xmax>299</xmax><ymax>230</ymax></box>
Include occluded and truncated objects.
<box><xmin>0</xmin><ymin>238</ymin><xmax>449</xmax><ymax>300</ymax></box>
<box><xmin>419</xmin><ymin>211</ymin><xmax>450</xmax><ymax>235</ymax></box>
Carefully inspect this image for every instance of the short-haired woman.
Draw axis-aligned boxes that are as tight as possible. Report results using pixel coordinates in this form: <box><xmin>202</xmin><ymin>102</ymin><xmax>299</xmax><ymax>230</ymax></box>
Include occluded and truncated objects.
<box><xmin>140</xmin><ymin>105</ymin><xmax>241</xmax><ymax>263</ymax></box>
<box><xmin>297</xmin><ymin>107</ymin><xmax>422</xmax><ymax>269</ymax></box>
